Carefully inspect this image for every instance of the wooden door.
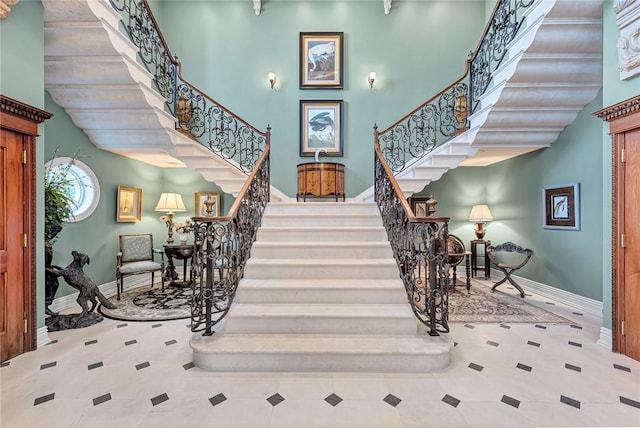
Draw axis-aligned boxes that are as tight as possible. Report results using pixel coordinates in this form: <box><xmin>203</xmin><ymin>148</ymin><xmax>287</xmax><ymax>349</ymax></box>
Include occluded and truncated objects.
<box><xmin>596</xmin><ymin>95</ymin><xmax>640</xmax><ymax>361</ymax></box>
<box><xmin>0</xmin><ymin>96</ymin><xmax>51</xmax><ymax>362</ymax></box>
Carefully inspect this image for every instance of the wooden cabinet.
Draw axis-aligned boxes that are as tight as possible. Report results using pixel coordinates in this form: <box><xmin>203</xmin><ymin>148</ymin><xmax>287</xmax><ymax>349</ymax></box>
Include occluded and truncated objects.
<box><xmin>297</xmin><ymin>162</ymin><xmax>345</xmax><ymax>202</ymax></box>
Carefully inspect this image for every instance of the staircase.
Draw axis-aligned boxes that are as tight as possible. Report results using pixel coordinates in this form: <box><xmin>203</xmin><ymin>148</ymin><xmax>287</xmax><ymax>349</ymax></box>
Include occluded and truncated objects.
<box><xmin>42</xmin><ymin>0</ymin><xmax>259</xmax><ymax>197</ymax></box>
<box><xmin>190</xmin><ymin>202</ymin><xmax>451</xmax><ymax>372</ymax></box>
<box><xmin>378</xmin><ymin>0</ymin><xmax>604</xmax><ymax>198</ymax></box>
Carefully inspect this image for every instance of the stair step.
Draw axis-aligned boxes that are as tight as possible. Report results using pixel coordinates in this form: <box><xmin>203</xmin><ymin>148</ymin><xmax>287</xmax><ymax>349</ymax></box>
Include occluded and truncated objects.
<box><xmin>256</xmin><ymin>227</ymin><xmax>388</xmax><ymax>242</ymax></box>
<box><xmin>225</xmin><ymin>303</ymin><xmax>417</xmax><ymax>335</ymax></box>
<box><xmin>265</xmin><ymin>202</ymin><xmax>379</xmax><ymax>215</ymax></box>
<box><xmin>261</xmin><ymin>213</ymin><xmax>382</xmax><ymax>227</ymax></box>
<box><xmin>236</xmin><ymin>279</ymin><xmax>407</xmax><ymax>304</ymax></box>
<box><xmin>190</xmin><ymin>333</ymin><xmax>452</xmax><ymax>372</ymax></box>
<box><xmin>250</xmin><ymin>241</ymin><xmax>392</xmax><ymax>259</ymax></box>
<box><xmin>243</xmin><ymin>258</ymin><xmax>400</xmax><ymax>279</ymax></box>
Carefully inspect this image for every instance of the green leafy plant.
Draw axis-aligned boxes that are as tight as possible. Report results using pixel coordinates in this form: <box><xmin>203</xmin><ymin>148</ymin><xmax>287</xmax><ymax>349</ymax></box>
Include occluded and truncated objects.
<box><xmin>44</xmin><ymin>150</ymin><xmax>79</xmax><ymax>244</ymax></box>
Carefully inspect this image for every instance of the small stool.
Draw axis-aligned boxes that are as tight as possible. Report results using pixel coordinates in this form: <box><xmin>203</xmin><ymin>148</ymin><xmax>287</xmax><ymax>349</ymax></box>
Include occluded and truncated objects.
<box><xmin>487</xmin><ymin>242</ymin><xmax>533</xmax><ymax>298</ymax></box>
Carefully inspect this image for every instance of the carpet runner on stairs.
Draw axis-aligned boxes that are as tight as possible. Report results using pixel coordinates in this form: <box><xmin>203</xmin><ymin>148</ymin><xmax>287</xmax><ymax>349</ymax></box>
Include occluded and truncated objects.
<box><xmin>190</xmin><ymin>202</ymin><xmax>451</xmax><ymax>372</ymax></box>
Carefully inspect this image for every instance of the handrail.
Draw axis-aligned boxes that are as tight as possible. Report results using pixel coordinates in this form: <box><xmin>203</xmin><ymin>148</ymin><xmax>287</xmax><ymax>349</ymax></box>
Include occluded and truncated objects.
<box><xmin>377</xmin><ymin>0</ymin><xmax>535</xmax><ymax>173</ymax></box>
<box><xmin>109</xmin><ymin>0</ymin><xmax>267</xmax><ymax>173</ymax></box>
<box><xmin>374</xmin><ymin>135</ymin><xmax>451</xmax><ymax>336</ymax></box>
<box><xmin>190</xmin><ymin>134</ymin><xmax>271</xmax><ymax>335</ymax></box>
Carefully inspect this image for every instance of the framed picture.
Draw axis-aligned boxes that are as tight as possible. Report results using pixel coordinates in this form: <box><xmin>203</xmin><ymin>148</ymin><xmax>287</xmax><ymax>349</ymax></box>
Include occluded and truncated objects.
<box><xmin>194</xmin><ymin>192</ymin><xmax>220</xmax><ymax>217</ymax></box>
<box><xmin>116</xmin><ymin>185</ymin><xmax>142</xmax><ymax>222</ymax></box>
<box><xmin>543</xmin><ymin>183</ymin><xmax>580</xmax><ymax>230</ymax></box>
<box><xmin>300</xmin><ymin>100</ymin><xmax>344</xmax><ymax>157</ymax></box>
<box><xmin>300</xmin><ymin>32</ymin><xmax>344</xmax><ymax>89</ymax></box>
<box><xmin>409</xmin><ymin>195</ymin><xmax>437</xmax><ymax>217</ymax></box>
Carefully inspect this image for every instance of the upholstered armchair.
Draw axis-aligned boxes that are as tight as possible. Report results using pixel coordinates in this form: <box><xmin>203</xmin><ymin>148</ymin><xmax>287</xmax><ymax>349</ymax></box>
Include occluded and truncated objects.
<box><xmin>116</xmin><ymin>234</ymin><xmax>165</xmax><ymax>300</ymax></box>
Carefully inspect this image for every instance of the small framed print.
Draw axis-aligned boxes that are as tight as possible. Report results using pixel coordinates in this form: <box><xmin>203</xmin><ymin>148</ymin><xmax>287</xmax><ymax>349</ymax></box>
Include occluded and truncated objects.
<box><xmin>194</xmin><ymin>192</ymin><xmax>220</xmax><ymax>217</ymax></box>
<box><xmin>543</xmin><ymin>183</ymin><xmax>580</xmax><ymax>230</ymax></box>
<box><xmin>300</xmin><ymin>32</ymin><xmax>344</xmax><ymax>89</ymax></box>
<box><xmin>116</xmin><ymin>185</ymin><xmax>142</xmax><ymax>222</ymax></box>
<box><xmin>300</xmin><ymin>100</ymin><xmax>344</xmax><ymax>157</ymax></box>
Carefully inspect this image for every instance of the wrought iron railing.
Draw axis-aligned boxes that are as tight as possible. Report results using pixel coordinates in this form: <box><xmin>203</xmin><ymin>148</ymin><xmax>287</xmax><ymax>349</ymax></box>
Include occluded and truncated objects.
<box><xmin>109</xmin><ymin>0</ymin><xmax>267</xmax><ymax>173</ymax></box>
<box><xmin>190</xmin><ymin>138</ymin><xmax>270</xmax><ymax>335</ymax></box>
<box><xmin>377</xmin><ymin>0</ymin><xmax>535</xmax><ymax>173</ymax></box>
<box><xmin>374</xmin><ymin>141</ymin><xmax>451</xmax><ymax>335</ymax></box>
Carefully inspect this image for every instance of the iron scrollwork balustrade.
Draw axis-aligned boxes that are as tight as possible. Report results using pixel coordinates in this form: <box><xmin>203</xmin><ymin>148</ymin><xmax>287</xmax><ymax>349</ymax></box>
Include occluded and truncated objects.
<box><xmin>190</xmin><ymin>146</ymin><xmax>270</xmax><ymax>335</ymax></box>
<box><xmin>376</xmin><ymin>0</ymin><xmax>535</xmax><ymax>173</ymax></box>
<box><xmin>374</xmin><ymin>146</ymin><xmax>450</xmax><ymax>336</ymax></box>
<box><xmin>108</xmin><ymin>0</ymin><xmax>267</xmax><ymax>173</ymax></box>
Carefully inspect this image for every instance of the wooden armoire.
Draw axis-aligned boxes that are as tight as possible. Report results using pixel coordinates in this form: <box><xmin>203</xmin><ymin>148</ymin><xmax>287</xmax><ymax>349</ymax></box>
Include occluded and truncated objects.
<box><xmin>0</xmin><ymin>95</ymin><xmax>52</xmax><ymax>362</ymax></box>
<box><xmin>595</xmin><ymin>94</ymin><xmax>640</xmax><ymax>362</ymax></box>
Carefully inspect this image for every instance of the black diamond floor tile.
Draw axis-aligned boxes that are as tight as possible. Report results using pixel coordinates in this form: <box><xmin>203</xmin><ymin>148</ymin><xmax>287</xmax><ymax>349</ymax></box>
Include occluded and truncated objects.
<box><xmin>267</xmin><ymin>393</ymin><xmax>285</xmax><ymax>407</ymax></box>
<box><xmin>516</xmin><ymin>363</ymin><xmax>532</xmax><ymax>372</ymax></box>
<box><xmin>486</xmin><ymin>340</ymin><xmax>499</xmax><ymax>347</ymax></box>
<box><xmin>85</xmin><ymin>339</ymin><xmax>97</xmax><ymax>346</ymax></box>
<box><xmin>560</xmin><ymin>395</ymin><xmax>581</xmax><ymax>409</ymax></box>
<box><xmin>468</xmin><ymin>362</ymin><xmax>483</xmax><ymax>372</ymax></box>
<box><xmin>620</xmin><ymin>396</ymin><xmax>640</xmax><ymax>409</ymax></box>
<box><xmin>453</xmin><ymin>342</ymin><xmax>458</xmax><ymax>347</ymax></box>
<box><xmin>614</xmin><ymin>364</ymin><xmax>631</xmax><ymax>373</ymax></box>
<box><xmin>325</xmin><ymin>393</ymin><xmax>343</xmax><ymax>407</ymax></box>
<box><xmin>151</xmin><ymin>393</ymin><xmax>169</xmax><ymax>406</ymax></box>
<box><xmin>442</xmin><ymin>394</ymin><xmax>460</xmax><ymax>408</ymax></box>
<box><xmin>1</xmin><ymin>361</ymin><xmax>10</xmax><ymax>367</ymax></box>
<box><xmin>572</xmin><ymin>312</ymin><xmax>583</xmax><ymax>316</ymax></box>
<box><xmin>165</xmin><ymin>339</ymin><xmax>177</xmax><ymax>346</ymax></box>
<box><xmin>116</xmin><ymin>323</ymin><xmax>128</xmax><ymax>328</ymax></box>
<box><xmin>93</xmin><ymin>393</ymin><xmax>111</xmax><ymax>406</ymax></box>
<box><xmin>383</xmin><ymin>394</ymin><xmax>401</xmax><ymax>407</ymax></box>
<box><xmin>500</xmin><ymin>324</ymin><xmax>511</xmax><ymax>329</ymax></box>
<box><xmin>570</xmin><ymin>325</ymin><xmax>583</xmax><ymax>330</ymax></box>
<box><xmin>209</xmin><ymin>393</ymin><xmax>227</xmax><ymax>406</ymax></box>
<box><xmin>136</xmin><ymin>361</ymin><xmax>150</xmax><ymax>370</ymax></box>
<box><xmin>501</xmin><ymin>395</ymin><xmax>520</xmax><ymax>408</ymax></box>
<box><xmin>125</xmin><ymin>340</ymin><xmax>137</xmax><ymax>346</ymax></box>
<box><xmin>34</xmin><ymin>393</ymin><xmax>55</xmax><ymax>406</ymax></box>
<box><xmin>535</xmin><ymin>324</ymin><xmax>547</xmax><ymax>330</ymax></box>
<box><xmin>464</xmin><ymin>324</ymin><xmax>476</xmax><ymax>329</ymax></box>
<box><xmin>88</xmin><ymin>362</ymin><xmax>103</xmax><ymax>371</ymax></box>
<box><xmin>527</xmin><ymin>341</ymin><xmax>540</xmax><ymax>347</ymax></box>
<box><xmin>183</xmin><ymin>362</ymin><xmax>195</xmax><ymax>370</ymax></box>
<box><xmin>545</xmin><ymin>302</ymin><xmax>556</xmax><ymax>305</ymax></box>
<box><xmin>151</xmin><ymin>323</ymin><xmax>163</xmax><ymax>328</ymax></box>
<box><xmin>46</xmin><ymin>339</ymin><xmax>59</xmax><ymax>345</ymax></box>
<box><xmin>40</xmin><ymin>361</ymin><xmax>56</xmax><ymax>370</ymax></box>
<box><xmin>565</xmin><ymin>363</ymin><xmax>581</xmax><ymax>372</ymax></box>
<box><xmin>568</xmin><ymin>341</ymin><xmax>582</xmax><ymax>348</ymax></box>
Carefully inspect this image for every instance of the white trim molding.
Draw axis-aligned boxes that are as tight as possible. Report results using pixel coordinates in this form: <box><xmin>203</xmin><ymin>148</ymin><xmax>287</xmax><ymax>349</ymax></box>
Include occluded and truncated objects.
<box><xmin>37</xmin><ymin>326</ymin><xmax>52</xmax><ymax>348</ymax></box>
<box><xmin>597</xmin><ymin>327</ymin><xmax>613</xmax><ymax>350</ymax></box>
<box><xmin>615</xmin><ymin>0</ymin><xmax>640</xmax><ymax>80</ymax></box>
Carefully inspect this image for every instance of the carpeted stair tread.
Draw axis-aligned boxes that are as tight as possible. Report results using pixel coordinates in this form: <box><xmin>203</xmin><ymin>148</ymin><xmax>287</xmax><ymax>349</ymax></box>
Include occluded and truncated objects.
<box><xmin>238</xmin><ymin>278</ymin><xmax>404</xmax><ymax>289</ymax></box>
<box><xmin>245</xmin><ymin>258</ymin><xmax>398</xmax><ymax>266</ymax></box>
<box><xmin>229</xmin><ymin>303</ymin><xmax>414</xmax><ymax>318</ymax></box>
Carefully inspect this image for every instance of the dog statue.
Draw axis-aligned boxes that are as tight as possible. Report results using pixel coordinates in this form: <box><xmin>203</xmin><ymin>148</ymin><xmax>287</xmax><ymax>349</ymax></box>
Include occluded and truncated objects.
<box><xmin>49</xmin><ymin>250</ymin><xmax>116</xmax><ymax>318</ymax></box>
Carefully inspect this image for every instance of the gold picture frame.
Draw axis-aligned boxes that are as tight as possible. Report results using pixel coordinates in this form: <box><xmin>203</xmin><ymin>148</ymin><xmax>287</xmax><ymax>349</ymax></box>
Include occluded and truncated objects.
<box><xmin>194</xmin><ymin>192</ymin><xmax>220</xmax><ymax>217</ymax></box>
<box><xmin>116</xmin><ymin>185</ymin><xmax>142</xmax><ymax>222</ymax></box>
<box><xmin>300</xmin><ymin>32</ymin><xmax>344</xmax><ymax>89</ymax></box>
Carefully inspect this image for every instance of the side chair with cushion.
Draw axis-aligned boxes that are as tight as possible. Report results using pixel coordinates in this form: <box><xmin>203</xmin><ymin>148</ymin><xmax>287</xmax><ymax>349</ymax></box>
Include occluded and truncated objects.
<box><xmin>486</xmin><ymin>241</ymin><xmax>533</xmax><ymax>298</ymax></box>
<box><xmin>116</xmin><ymin>234</ymin><xmax>165</xmax><ymax>300</ymax></box>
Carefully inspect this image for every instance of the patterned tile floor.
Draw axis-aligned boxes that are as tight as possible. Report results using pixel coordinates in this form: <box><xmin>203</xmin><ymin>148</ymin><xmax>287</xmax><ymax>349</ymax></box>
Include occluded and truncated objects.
<box><xmin>1</xmin><ymin>280</ymin><xmax>639</xmax><ymax>428</ymax></box>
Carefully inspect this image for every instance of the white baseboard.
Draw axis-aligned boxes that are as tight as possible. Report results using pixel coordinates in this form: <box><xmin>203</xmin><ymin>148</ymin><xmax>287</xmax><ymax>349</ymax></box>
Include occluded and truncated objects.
<box><xmin>597</xmin><ymin>327</ymin><xmax>613</xmax><ymax>350</ymax></box>
<box><xmin>37</xmin><ymin>326</ymin><xmax>51</xmax><ymax>348</ymax></box>
<box><xmin>49</xmin><ymin>274</ymin><xmax>150</xmax><ymax>314</ymax></box>
<box><xmin>491</xmin><ymin>269</ymin><xmax>603</xmax><ymax>319</ymax></box>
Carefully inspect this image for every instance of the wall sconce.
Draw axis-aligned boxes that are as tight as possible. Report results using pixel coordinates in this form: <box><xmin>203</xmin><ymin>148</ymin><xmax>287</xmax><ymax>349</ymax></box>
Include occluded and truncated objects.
<box><xmin>368</xmin><ymin>71</ymin><xmax>376</xmax><ymax>89</ymax></box>
<box><xmin>155</xmin><ymin>193</ymin><xmax>186</xmax><ymax>244</ymax></box>
<box><xmin>268</xmin><ymin>72</ymin><xmax>277</xmax><ymax>89</ymax></box>
<box><xmin>468</xmin><ymin>204</ymin><xmax>493</xmax><ymax>240</ymax></box>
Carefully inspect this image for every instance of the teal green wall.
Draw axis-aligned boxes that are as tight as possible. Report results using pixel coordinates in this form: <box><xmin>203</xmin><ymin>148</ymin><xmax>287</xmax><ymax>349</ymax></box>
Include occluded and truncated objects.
<box><xmin>422</xmin><ymin>93</ymin><xmax>605</xmax><ymax>302</ymax></box>
<box><xmin>44</xmin><ymin>92</ymin><xmax>228</xmax><ymax>300</ymax></box>
<box><xmin>1</xmin><ymin>1</ymin><xmax>47</xmax><ymax>328</ymax></box>
<box><xmin>154</xmin><ymin>1</ymin><xmax>487</xmax><ymax>198</ymax></box>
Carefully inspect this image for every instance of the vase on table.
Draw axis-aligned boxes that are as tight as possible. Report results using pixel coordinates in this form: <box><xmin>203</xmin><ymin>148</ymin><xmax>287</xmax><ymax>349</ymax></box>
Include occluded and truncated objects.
<box><xmin>178</xmin><ymin>233</ymin><xmax>189</xmax><ymax>244</ymax></box>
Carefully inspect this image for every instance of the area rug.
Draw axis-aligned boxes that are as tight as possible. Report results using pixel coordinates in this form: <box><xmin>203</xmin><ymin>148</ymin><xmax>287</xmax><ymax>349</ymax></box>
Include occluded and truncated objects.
<box><xmin>98</xmin><ymin>285</ymin><xmax>191</xmax><ymax>322</ymax></box>
<box><xmin>448</xmin><ymin>284</ymin><xmax>572</xmax><ymax>324</ymax></box>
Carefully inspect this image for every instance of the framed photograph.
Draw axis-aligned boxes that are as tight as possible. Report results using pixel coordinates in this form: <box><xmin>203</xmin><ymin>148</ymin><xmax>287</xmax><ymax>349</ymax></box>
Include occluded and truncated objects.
<box><xmin>300</xmin><ymin>32</ymin><xmax>344</xmax><ymax>89</ymax></box>
<box><xmin>409</xmin><ymin>195</ymin><xmax>436</xmax><ymax>217</ymax></box>
<box><xmin>194</xmin><ymin>192</ymin><xmax>220</xmax><ymax>217</ymax></box>
<box><xmin>116</xmin><ymin>185</ymin><xmax>142</xmax><ymax>222</ymax></box>
<box><xmin>543</xmin><ymin>183</ymin><xmax>580</xmax><ymax>230</ymax></box>
<box><xmin>300</xmin><ymin>100</ymin><xmax>344</xmax><ymax>157</ymax></box>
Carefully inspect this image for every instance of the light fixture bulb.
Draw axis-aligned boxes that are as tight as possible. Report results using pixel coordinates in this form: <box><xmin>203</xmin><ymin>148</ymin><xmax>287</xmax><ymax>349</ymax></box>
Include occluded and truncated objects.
<box><xmin>368</xmin><ymin>71</ymin><xmax>376</xmax><ymax>89</ymax></box>
<box><xmin>268</xmin><ymin>72</ymin><xmax>277</xmax><ymax>89</ymax></box>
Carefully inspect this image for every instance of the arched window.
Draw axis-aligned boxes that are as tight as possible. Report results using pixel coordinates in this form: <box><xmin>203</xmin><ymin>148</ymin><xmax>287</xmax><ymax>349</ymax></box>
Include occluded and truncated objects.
<box><xmin>44</xmin><ymin>157</ymin><xmax>100</xmax><ymax>222</ymax></box>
